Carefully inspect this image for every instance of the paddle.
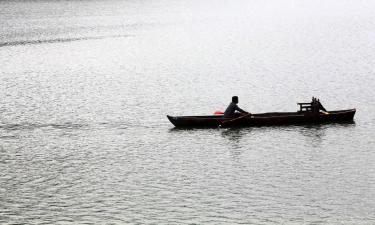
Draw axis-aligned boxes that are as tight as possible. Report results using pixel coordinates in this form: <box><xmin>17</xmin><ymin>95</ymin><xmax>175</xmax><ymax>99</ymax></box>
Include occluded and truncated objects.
<box><xmin>220</xmin><ymin>113</ymin><xmax>253</xmax><ymax>128</ymax></box>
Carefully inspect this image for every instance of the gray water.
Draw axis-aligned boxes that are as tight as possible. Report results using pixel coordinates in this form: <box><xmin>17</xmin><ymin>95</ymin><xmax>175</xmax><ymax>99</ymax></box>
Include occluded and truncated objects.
<box><xmin>1</xmin><ymin>0</ymin><xmax>375</xmax><ymax>224</ymax></box>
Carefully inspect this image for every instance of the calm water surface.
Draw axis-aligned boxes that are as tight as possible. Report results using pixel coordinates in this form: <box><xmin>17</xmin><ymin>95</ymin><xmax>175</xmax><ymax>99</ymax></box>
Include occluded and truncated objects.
<box><xmin>1</xmin><ymin>0</ymin><xmax>375</xmax><ymax>224</ymax></box>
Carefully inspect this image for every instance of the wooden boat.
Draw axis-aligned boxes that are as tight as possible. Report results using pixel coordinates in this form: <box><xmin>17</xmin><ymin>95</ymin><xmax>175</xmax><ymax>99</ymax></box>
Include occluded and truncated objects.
<box><xmin>167</xmin><ymin>109</ymin><xmax>356</xmax><ymax>128</ymax></box>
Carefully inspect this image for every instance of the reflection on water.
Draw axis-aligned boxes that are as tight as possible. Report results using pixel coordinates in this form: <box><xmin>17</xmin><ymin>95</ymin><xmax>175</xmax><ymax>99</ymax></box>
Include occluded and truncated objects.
<box><xmin>221</xmin><ymin>128</ymin><xmax>246</xmax><ymax>156</ymax></box>
<box><xmin>299</xmin><ymin>122</ymin><xmax>356</xmax><ymax>148</ymax></box>
<box><xmin>297</xmin><ymin>124</ymin><xmax>328</xmax><ymax>149</ymax></box>
<box><xmin>221</xmin><ymin>128</ymin><xmax>246</xmax><ymax>142</ymax></box>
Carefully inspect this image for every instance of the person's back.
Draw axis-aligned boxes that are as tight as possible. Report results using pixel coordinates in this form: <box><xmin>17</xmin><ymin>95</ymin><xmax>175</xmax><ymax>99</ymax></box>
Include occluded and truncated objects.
<box><xmin>311</xmin><ymin>97</ymin><xmax>319</xmax><ymax>113</ymax></box>
<box><xmin>223</xmin><ymin>96</ymin><xmax>248</xmax><ymax>117</ymax></box>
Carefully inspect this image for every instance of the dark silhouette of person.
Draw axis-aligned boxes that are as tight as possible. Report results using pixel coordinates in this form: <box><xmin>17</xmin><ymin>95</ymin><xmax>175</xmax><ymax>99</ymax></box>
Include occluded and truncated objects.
<box><xmin>311</xmin><ymin>97</ymin><xmax>327</xmax><ymax>113</ymax></box>
<box><xmin>224</xmin><ymin>96</ymin><xmax>248</xmax><ymax>117</ymax></box>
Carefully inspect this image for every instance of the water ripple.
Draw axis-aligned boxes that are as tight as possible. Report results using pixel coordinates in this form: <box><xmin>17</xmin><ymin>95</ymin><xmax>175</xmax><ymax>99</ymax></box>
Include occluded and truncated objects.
<box><xmin>0</xmin><ymin>122</ymin><xmax>88</xmax><ymax>131</ymax></box>
<box><xmin>0</xmin><ymin>34</ymin><xmax>130</xmax><ymax>48</ymax></box>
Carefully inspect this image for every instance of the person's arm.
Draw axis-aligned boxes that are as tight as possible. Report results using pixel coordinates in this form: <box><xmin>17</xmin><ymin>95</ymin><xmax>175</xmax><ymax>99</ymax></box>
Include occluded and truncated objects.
<box><xmin>235</xmin><ymin>105</ymin><xmax>248</xmax><ymax>114</ymax></box>
<box><xmin>319</xmin><ymin>102</ymin><xmax>327</xmax><ymax>112</ymax></box>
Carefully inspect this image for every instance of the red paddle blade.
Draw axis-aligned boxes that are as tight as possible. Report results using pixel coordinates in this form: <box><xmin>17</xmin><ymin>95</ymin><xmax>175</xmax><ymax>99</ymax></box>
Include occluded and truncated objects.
<box><xmin>214</xmin><ymin>111</ymin><xmax>224</xmax><ymax>115</ymax></box>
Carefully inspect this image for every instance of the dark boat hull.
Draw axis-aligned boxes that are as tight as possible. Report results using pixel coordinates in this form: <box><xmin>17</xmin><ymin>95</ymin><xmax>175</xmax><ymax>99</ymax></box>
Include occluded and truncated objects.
<box><xmin>167</xmin><ymin>109</ymin><xmax>356</xmax><ymax>128</ymax></box>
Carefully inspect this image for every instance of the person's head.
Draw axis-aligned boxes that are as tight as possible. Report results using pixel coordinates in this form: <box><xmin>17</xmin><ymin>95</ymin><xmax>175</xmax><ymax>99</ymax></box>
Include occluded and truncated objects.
<box><xmin>232</xmin><ymin>96</ymin><xmax>239</xmax><ymax>104</ymax></box>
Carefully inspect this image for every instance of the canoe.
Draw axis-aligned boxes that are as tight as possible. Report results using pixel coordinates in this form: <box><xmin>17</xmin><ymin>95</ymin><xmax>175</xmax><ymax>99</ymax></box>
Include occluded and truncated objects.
<box><xmin>167</xmin><ymin>109</ymin><xmax>356</xmax><ymax>128</ymax></box>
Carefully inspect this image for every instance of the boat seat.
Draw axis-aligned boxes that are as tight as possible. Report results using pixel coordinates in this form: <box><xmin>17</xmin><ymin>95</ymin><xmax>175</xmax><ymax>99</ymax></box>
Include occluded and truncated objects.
<box><xmin>297</xmin><ymin>102</ymin><xmax>312</xmax><ymax>112</ymax></box>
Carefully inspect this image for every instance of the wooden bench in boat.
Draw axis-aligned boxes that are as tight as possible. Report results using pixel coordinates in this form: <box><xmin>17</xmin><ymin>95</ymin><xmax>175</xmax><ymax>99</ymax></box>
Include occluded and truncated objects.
<box><xmin>297</xmin><ymin>102</ymin><xmax>312</xmax><ymax>112</ymax></box>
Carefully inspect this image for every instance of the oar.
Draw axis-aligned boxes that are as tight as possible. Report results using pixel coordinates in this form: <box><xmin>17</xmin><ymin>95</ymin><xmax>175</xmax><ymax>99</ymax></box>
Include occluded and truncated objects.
<box><xmin>220</xmin><ymin>113</ymin><xmax>252</xmax><ymax>128</ymax></box>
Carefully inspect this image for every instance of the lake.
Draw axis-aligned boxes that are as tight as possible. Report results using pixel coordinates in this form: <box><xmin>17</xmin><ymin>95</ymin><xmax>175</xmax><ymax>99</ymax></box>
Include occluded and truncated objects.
<box><xmin>0</xmin><ymin>0</ymin><xmax>375</xmax><ymax>224</ymax></box>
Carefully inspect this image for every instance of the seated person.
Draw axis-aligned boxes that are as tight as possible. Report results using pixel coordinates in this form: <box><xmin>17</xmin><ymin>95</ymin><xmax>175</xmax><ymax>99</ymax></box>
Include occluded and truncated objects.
<box><xmin>224</xmin><ymin>96</ymin><xmax>249</xmax><ymax>117</ymax></box>
<box><xmin>311</xmin><ymin>97</ymin><xmax>327</xmax><ymax>113</ymax></box>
